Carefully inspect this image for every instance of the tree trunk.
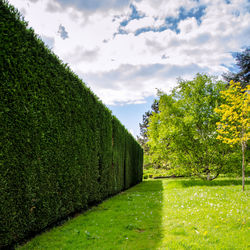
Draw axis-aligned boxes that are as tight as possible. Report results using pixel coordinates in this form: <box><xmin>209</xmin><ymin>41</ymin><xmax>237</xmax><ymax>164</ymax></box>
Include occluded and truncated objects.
<box><xmin>207</xmin><ymin>172</ymin><xmax>219</xmax><ymax>181</ymax></box>
<box><xmin>242</xmin><ymin>142</ymin><xmax>245</xmax><ymax>192</ymax></box>
<box><xmin>206</xmin><ymin>172</ymin><xmax>210</xmax><ymax>181</ymax></box>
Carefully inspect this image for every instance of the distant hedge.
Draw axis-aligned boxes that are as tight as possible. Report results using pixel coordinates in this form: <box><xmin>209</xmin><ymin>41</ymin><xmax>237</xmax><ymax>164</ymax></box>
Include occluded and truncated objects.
<box><xmin>0</xmin><ymin>1</ymin><xmax>143</xmax><ymax>247</ymax></box>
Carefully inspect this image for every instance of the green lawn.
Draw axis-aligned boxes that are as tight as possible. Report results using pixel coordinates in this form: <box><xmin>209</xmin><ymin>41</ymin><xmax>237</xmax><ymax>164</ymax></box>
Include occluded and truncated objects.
<box><xmin>18</xmin><ymin>178</ymin><xmax>250</xmax><ymax>249</ymax></box>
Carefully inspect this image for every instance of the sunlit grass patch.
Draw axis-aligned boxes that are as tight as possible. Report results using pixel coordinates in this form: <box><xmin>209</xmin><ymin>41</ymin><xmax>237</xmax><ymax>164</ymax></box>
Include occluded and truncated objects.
<box><xmin>18</xmin><ymin>178</ymin><xmax>250</xmax><ymax>249</ymax></box>
<box><xmin>159</xmin><ymin>178</ymin><xmax>249</xmax><ymax>249</ymax></box>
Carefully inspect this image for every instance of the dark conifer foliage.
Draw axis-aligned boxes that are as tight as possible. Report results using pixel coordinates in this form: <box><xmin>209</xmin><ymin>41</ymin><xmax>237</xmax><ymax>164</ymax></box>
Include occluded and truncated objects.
<box><xmin>223</xmin><ymin>47</ymin><xmax>250</xmax><ymax>87</ymax></box>
<box><xmin>0</xmin><ymin>1</ymin><xmax>143</xmax><ymax>247</ymax></box>
<box><xmin>138</xmin><ymin>100</ymin><xmax>159</xmax><ymax>153</ymax></box>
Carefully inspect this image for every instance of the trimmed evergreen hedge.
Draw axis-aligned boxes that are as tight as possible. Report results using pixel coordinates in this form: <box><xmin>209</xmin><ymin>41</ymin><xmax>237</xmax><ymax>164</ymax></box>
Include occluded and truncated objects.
<box><xmin>0</xmin><ymin>1</ymin><xmax>143</xmax><ymax>247</ymax></box>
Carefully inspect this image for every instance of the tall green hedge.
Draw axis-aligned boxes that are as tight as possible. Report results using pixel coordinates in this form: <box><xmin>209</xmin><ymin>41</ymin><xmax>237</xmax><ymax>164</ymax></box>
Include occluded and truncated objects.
<box><xmin>0</xmin><ymin>1</ymin><xmax>143</xmax><ymax>247</ymax></box>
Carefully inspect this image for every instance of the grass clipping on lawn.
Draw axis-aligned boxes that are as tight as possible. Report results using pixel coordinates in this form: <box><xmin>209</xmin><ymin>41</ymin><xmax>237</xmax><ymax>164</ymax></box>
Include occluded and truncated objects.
<box><xmin>18</xmin><ymin>178</ymin><xmax>250</xmax><ymax>249</ymax></box>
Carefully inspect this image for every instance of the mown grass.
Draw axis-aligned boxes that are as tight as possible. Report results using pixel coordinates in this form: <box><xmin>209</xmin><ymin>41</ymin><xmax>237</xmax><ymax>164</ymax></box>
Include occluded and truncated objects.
<box><xmin>18</xmin><ymin>178</ymin><xmax>250</xmax><ymax>249</ymax></box>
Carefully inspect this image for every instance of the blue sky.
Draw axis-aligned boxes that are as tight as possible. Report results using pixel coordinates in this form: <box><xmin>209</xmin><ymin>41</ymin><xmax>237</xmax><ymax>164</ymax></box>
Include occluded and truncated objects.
<box><xmin>9</xmin><ymin>0</ymin><xmax>250</xmax><ymax>136</ymax></box>
<box><xmin>108</xmin><ymin>96</ymin><xmax>156</xmax><ymax>136</ymax></box>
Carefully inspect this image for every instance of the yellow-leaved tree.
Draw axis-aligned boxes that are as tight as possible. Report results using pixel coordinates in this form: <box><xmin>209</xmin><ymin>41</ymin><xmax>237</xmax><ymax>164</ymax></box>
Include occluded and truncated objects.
<box><xmin>214</xmin><ymin>80</ymin><xmax>249</xmax><ymax>191</ymax></box>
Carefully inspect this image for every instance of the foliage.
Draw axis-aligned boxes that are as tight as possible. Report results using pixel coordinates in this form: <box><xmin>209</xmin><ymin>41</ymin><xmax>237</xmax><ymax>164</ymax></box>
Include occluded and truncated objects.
<box><xmin>143</xmin><ymin>167</ymin><xmax>173</xmax><ymax>179</ymax></box>
<box><xmin>137</xmin><ymin>99</ymin><xmax>159</xmax><ymax>154</ymax></box>
<box><xmin>215</xmin><ymin>81</ymin><xmax>249</xmax><ymax>145</ymax></box>
<box><xmin>18</xmin><ymin>178</ymin><xmax>250</xmax><ymax>250</ymax></box>
<box><xmin>147</xmin><ymin>74</ymin><xmax>238</xmax><ymax>180</ymax></box>
<box><xmin>223</xmin><ymin>47</ymin><xmax>250</xmax><ymax>88</ymax></box>
<box><xmin>0</xmin><ymin>1</ymin><xmax>143</xmax><ymax>247</ymax></box>
<box><xmin>214</xmin><ymin>80</ymin><xmax>249</xmax><ymax>190</ymax></box>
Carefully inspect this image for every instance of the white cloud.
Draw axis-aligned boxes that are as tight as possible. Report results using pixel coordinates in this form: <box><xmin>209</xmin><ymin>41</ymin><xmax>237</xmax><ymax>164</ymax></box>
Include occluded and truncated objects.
<box><xmin>7</xmin><ymin>0</ymin><xmax>250</xmax><ymax>106</ymax></box>
<box><xmin>133</xmin><ymin>0</ymin><xmax>198</xmax><ymax>19</ymax></box>
<box><xmin>178</xmin><ymin>17</ymin><xmax>198</xmax><ymax>34</ymax></box>
<box><xmin>81</xmin><ymin>62</ymin><xmax>215</xmax><ymax>105</ymax></box>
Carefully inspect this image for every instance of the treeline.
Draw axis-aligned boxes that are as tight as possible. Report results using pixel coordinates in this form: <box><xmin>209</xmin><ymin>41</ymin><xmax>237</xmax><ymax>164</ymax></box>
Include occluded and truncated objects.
<box><xmin>0</xmin><ymin>1</ymin><xmax>143</xmax><ymax>247</ymax></box>
<box><xmin>139</xmin><ymin>48</ymin><xmax>249</xmax><ymax>182</ymax></box>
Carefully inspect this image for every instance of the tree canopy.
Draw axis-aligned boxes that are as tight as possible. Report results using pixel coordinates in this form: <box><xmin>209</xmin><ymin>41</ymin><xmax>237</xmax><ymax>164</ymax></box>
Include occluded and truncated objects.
<box><xmin>137</xmin><ymin>99</ymin><xmax>158</xmax><ymax>154</ymax></box>
<box><xmin>215</xmin><ymin>81</ymin><xmax>249</xmax><ymax>190</ymax></box>
<box><xmin>147</xmin><ymin>74</ymin><xmax>238</xmax><ymax>180</ymax></box>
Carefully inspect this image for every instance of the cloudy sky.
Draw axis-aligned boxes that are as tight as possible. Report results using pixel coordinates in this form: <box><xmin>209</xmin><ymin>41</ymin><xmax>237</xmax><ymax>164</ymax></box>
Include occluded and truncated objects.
<box><xmin>8</xmin><ymin>0</ymin><xmax>250</xmax><ymax>136</ymax></box>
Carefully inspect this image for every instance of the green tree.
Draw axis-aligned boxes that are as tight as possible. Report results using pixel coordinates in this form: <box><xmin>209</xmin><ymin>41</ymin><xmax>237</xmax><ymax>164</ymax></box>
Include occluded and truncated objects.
<box><xmin>137</xmin><ymin>99</ymin><xmax>159</xmax><ymax>153</ymax></box>
<box><xmin>214</xmin><ymin>81</ymin><xmax>249</xmax><ymax>191</ymax></box>
<box><xmin>147</xmin><ymin>74</ymin><xmax>236</xmax><ymax>180</ymax></box>
<box><xmin>137</xmin><ymin>100</ymin><xmax>159</xmax><ymax>169</ymax></box>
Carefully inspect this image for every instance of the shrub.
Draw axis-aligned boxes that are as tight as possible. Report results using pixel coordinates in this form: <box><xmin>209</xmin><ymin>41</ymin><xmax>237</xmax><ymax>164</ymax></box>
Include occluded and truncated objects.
<box><xmin>0</xmin><ymin>1</ymin><xmax>143</xmax><ymax>247</ymax></box>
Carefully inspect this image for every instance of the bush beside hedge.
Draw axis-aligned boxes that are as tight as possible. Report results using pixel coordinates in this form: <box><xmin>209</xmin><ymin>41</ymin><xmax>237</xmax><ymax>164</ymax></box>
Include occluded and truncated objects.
<box><xmin>0</xmin><ymin>1</ymin><xmax>143</xmax><ymax>247</ymax></box>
